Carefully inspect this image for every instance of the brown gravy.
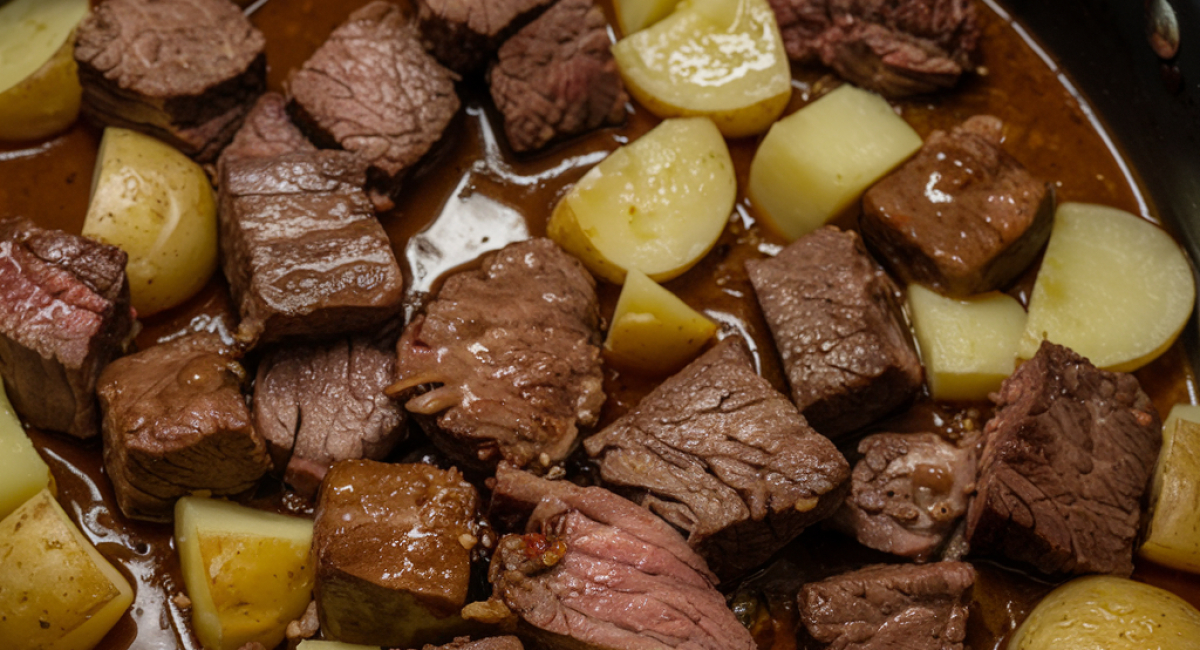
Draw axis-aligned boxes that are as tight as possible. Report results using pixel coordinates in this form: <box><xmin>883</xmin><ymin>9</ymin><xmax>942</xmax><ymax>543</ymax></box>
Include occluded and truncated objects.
<box><xmin>1</xmin><ymin>1</ymin><xmax>1198</xmax><ymax>649</ymax></box>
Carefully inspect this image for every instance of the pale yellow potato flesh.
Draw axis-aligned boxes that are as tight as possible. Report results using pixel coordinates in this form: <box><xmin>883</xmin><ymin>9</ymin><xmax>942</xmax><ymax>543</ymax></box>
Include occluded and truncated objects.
<box><xmin>0</xmin><ymin>381</ymin><xmax>53</xmax><ymax>521</ymax></box>
<box><xmin>548</xmin><ymin>117</ymin><xmax>736</xmax><ymax>284</ymax></box>
<box><xmin>748</xmin><ymin>84</ymin><xmax>923</xmax><ymax>240</ymax></box>
<box><xmin>908</xmin><ymin>285</ymin><xmax>1026</xmax><ymax>401</ymax></box>
<box><xmin>612</xmin><ymin>0</ymin><xmax>791</xmax><ymax>137</ymax></box>
<box><xmin>1140</xmin><ymin>416</ymin><xmax>1200</xmax><ymax>573</ymax></box>
<box><xmin>0</xmin><ymin>490</ymin><xmax>133</xmax><ymax>650</ymax></box>
<box><xmin>0</xmin><ymin>0</ymin><xmax>88</xmax><ymax>141</ymax></box>
<box><xmin>1018</xmin><ymin>203</ymin><xmax>1195</xmax><ymax>372</ymax></box>
<box><xmin>83</xmin><ymin>127</ymin><xmax>218</xmax><ymax>316</ymax></box>
<box><xmin>615</xmin><ymin>0</ymin><xmax>678</xmax><ymax>35</ymax></box>
<box><xmin>604</xmin><ymin>269</ymin><xmax>718</xmax><ymax>374</ymax></box>
<box><xmin>175</xmin><ymin>496</ymin><xmax>316</xmax><ymax>650</ymax></box>
<box><xmin>1009</xmin><ymin>575</ymin><xmax>1200</xmax><ymax>650</ymax></box>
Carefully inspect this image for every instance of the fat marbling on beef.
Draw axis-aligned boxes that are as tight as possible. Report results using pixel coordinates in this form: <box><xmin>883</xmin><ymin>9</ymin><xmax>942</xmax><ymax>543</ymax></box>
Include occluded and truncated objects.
<box><xmin>216</xmin><ymin>91</ymin><xmax>316</xmax><ymax>178</ymax></box>
<box><xmin>0</xmin><ymin>219</ymin><xmax>134</xmax><ymax>439</ymax></box>
<box><xmin>746</xmin><ymin>226</ymin><xmax>922</xmax><ymax>438</ymax></box>
<box><xmin>74</xmin><ymin>0</ymin><xmax>266</xmax><ymax>161</ymax></box>
<box><xmin>391</xmin><ymin>238</ymin><xmax>604</xmax><ymax>471</ymax></box>
<box><xmin>585</xmin><ymin>337</ymin><xmax>849</xmax><ymax>581</ymax></box>
<box><xmin>416</xmin><ymin>0</ymin><xmax>556</xmax><ymax>73</ymax></box>
<box><xmin>966</xmin><ymin>341</ymin><xmax>1161</xmax><ymax>577</ymax></box>
<box><xmin>488</xmin><ymin>0</ymin><xmax>627</xmax><ymax>153</ymax></box>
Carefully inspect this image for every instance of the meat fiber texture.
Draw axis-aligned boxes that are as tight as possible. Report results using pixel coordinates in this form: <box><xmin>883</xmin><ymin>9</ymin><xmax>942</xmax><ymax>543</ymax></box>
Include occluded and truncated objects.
<box><xmin>74</xmin><ymin>0</ymin><xmax>267</xmax><ymax>161</ymax></box>
<box><xmin>393</xmin><ymin>238</ymin><xmax>604</xmax><ymax>471</ymax></box>
<box><xmin>488</xmin><ymin>0</ymin><xmax>627</xmax><ymax>153</ymax></box>
<box><xmin>487</xmin><ymin>465</ymin><xmax>758</xmax><ymax>650</ymax></box>
<box><xmin>966</xmin><ymin>341</ymin><xmax>1162</xmax><ymax>577</ymax></box>
<box><xmin>215</xmin><ymin>92</ymin><xmax>316</xmax><ymax>180</ymax></box>
<box><xmin>416</xmin><ymin>0</ymin><xmax>557</xmax><ymax>73</ymax></box>
<box><xmin>422</xmin><ymin>638</ymin><xmax>524</xmax><ymax>650</ymax></box>
<box><xmin>97</xmin><ymin>333</ymin><xmax>270</xmax><ymax>521</ymax></box>
<box><xmin>0</xmin><ymin>219</ymin><xmax>134</xmax><ymax>439</ymax></box>
<box><xmin>585</xmin><ymin>337</ymin><xmax>849</xmax><ymax>581</ymax></box>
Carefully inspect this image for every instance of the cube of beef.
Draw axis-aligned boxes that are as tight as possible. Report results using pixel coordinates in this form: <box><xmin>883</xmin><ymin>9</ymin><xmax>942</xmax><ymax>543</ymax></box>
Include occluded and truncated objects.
<box><xmin>746</xmin><ymin>227</ymin><xmax>922</xmax><ymax>438</ymax></box>
<box><xmin>314</xmin><ymin>460</ymin><xmax>482</xmax><ymax>646</ymax></box>
<box><xmin>861</xmin><ymin>116</ymin><xmax>1054</xmax><ymax>296</ymax></box>
<box><xmin>965</xmin><ymin>341</ymin><xmax>1161</xmax><ymax>577</ymax></box>
<box><xmin>289</xmin><ymin>1</ymin><xmax>460</xmax><ymax>206</ymax></box>
<box><xmin>391</xmin><ymin>238</ymin><xmax>604</xmax><ymax>470</ymax></box>
<box><xmin>253</xmin><ymin>335</ymin><xmax>406</xmax><ymax>498</ymax></box>
<box><xmin>74</xmin><ymin>0</ymin><xmax>266</xmax><ymax>161</ymax></box>
<box><xmin>798</xmin><ymin>562</ymin><xmax>975</xmax><ymax>650</ymax></box>
<box><xmin>585</xmin><ymin>337</ymin><xmax>849</xmax><ymax>581</ymax></box>
<box><xmin>831</xmin><ymin>432</ymin><xmax>976</xmax><ymax>562</ymax></box>
<box><xmin>420</xmin><ymin>638</ymin><xmax>524</xmax><ymax>650</ymax></box>
<box><xmin>0</xmin><ymin>219</ymin><xmax>134</xmax><ymax>439</ymax></box>
<box><xmin>97</xmin><ymin>333</ymin><xmax>269</xmax><ymax>521</ymax></box>
<box><xmin>216</xmin><ymin>92</ymin><xmax>315</xmax><ymax>178</ymax></box>
<box><xmin>488</xmin><ymin>0</ymin><xmax>627</xmax><ymax>153</ymax></box>
<box><xmin>485</xmin><ymin>465</ymin><xmax>757</xmax><ymax>650</ymax></box>
<box><xmin>416</xmin><ymin>0</ymin><xmax>556</xmax><ymax>73</ymax></box>
<box><xmin>218</xmin><ymin>150</ymin><xmax>405</xmax><ymax>344</ymax></box>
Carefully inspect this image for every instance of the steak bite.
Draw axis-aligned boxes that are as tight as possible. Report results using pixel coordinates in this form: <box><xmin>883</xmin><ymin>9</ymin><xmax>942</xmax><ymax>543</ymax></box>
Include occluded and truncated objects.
<box><xmin>74</xmin><ymin>0</ymin><xmax>266</xmax><ymax>161</ymax></box>
<box><xmin>97</xmin><ymin>333</ymin><xmax>270</xmax><ymax>521</ymax></box>
<box><xmin>484</xmin><ymin>465</ymin><xmax>757</xmax><ymax>650</ymax></box>
<box><xmin>830</xmin><ymin>432</ymin><xmax>976</xmax><ymax>562</ymax></box>
<box><xmin>423</xmin><ymin>638</ymin><xmax>524</xmax><ymax>650</ymax></box>
<box><xmin>488</xmin><ymin>0</ymin><xmax>627</xmax><ymax>153</ymax></box>
<box><xmin>253</xmin><ymin>335</ymin><xmax>406</xmax><ymax>498</ymax></box>
<box><xmin>416</xmin><ymin>0</ymin><xmax>557</xmax><ymax>73</ymax></box>
<box><xmin>966</xmin><ymin>341</ymin><xmax>1162</xmax><ymax>577</ymax></box>
<box><xmin>217</xmin><ymin>92</ymin><xmax>315</xmax><ymax>176</ymax></box>
<box><xmin>218</xmin><ymin>150</ymin><xmax>405</xmax><ymax>345</ymax></box>
<box><xmin>798</xmin><ymin>562</ymin><xmax>975</xmax><ymax>650</ymax></box>
<box><xmin>0</xmin><ymin>219</ymin><xmax>134</xmax><ymax>439</ymax></box>
<box><xmin>585</xmin><ymin>337</ymin><xmax>849</xmax><ymax>581</ymax></box>
<box><xmin>288</xmin><ymin>1</ymin><xmax>460</xmax><ymax>205</ymax></box>
<box><xmin>746</xmin><ymin>227</ymin><xmax>922</xmax><ymax>438</ymax></box>
<box><xmin>860</xmin><ymin>116</ymin><xmax>1054</xmax><ymax>296</ymax></box>
<box><xmin>391</xmin><ymin>238</ymin><xmax>604</xmax><ymax>471</ymax></box>
<box><xmin>314</xmin><ymin>460</ymin><xmax>482</xmax><ymax>647</ymax></box>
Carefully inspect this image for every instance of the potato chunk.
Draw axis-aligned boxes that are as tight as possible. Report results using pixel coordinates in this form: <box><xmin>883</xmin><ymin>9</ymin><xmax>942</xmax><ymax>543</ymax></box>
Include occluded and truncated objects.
<box><xmin>548</xmin><ymin>117</ymin><xmax>735</xmax><ymax>284</ymax></box>
<box><xmin>613</xmin><ymin>0</ymin><xmax>791</xmax><ymax>137</ymax></box>
<box><xmin>0</xmin><ymin>382</ymin><xmax>53</xmax><ymax>521</ymax></box>
<box><xmin>748</xmin><ymin>85</ymin><xmax>922</xmax><ymax>240</ymax></box>
<box><xmin>0</xmin><ymin>490</ymin><xmax>133</xmax><ymax>650</ymax></box>
<box><xmin>0</xmin><ymin>0</ymin><xmax>88</xmax><ymax>141</ymax></box>
<box><xmin>604</xmin><ymin>269</ymin><xmax>717</xmax><ymax>374</ymax></box>
<box><xmin>1018</xmin><ymin>203</ymin><xmax>1195</xmax><ymax>372</ymax></box>
<box><xmin>908</xmin><ymin>285</ymin><xmax>1026</xmax><ymax>401</ymax></box>
<box><xmin>1140</xmin><ymin>414</ymin><xmax>1200</xmax><ymax>573</ymax></box>
<box><xmin>614</xmin><ymin>0</ymin><xmax>677</xmax><ymax>35</ymax></box>
<box><xmin>1009</xmin><ymin>575</ymin><xmax>1200</xmax><ymax>650</ymax></box>
<box><xmin>83</xmin><ymin>127</ymin><xmax>218</xmax><ymax>316</ymax></box>
<box><xmin>175</xmin><ymin>496</ymin><xmax>316</xmax><ymax>650</ymax></box>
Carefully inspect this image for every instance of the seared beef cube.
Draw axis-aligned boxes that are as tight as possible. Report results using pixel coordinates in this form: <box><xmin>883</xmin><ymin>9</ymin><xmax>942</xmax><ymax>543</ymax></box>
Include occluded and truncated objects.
<box><xmin>746</xmin><ymin>227</ymin><xmax>922</xmax><ymax>438</ymax></box>
<box><xmin>0</xmin><ymin>219</ymin><xmax>133</xmax><ymax>439</ymax></box>
<box><xmin>417</xmin><ymin>0</ymin><xmax>556</xmax><ymax>73</ymax></box>
<box><xmin>289</xmin><ymin>1</ymin><xmax>460</xmax><ymax>205</ymax></box>
<box><xmin>391</xmin><ymin>238</ymin><xmax>604</xmax><ymax>470</ymax></box>
<box><xmin>74</xmin><ymin>0</ymin><xmax>266</xmax><ymax>161</ymax></box>
<box><xmin>253</xmin><ymin>335</ymin><xmax>406</xmax><ymax>498</ymax></box>
<box><xmin>770</xmin><ymin>0</ymin><xmax>979</xmax><ymax>97</ymax></box>
<box><xmin>97</xmin><ymin>333</ymin><xmax>269</xmax><ymax>521</ymax></box>
<box><xmin>798</xmin><ymin>562</ymin><xmax>975</xmax><ymax>650</ymax></box>
<box><xmin>485</xmin><ymin>465</ymin><xmax>757</xmax><ymax>650</ymax></box>
<box><xmin>965</xmin><ymin>341</ymin><xmax>1161</xmax><ymax>577</ymax></box>
<box><xmin>831</xmin><ymin>432</ymin><xmax>975</xmax><ymax>561</ymax></box>
<box><xmin>585</xmin><ymin>337</ymin><xmax>849</xmax><ymax>581</ymax></box>
<box><xmin>218</xmin><ymin>150</ymin><xmax>405</xmax><ymax>344</ymax></box>
<box><xmin>314</xmin><ymin>460</ymin><xmax>482</xmax><ymax>646</ymax></box>
<box><xmin>861</xmin><ymin>116</ymin><xmax>1054</xmax><ymax>296</ymax></box>
<box><xmin>421</xmin><ymin>638</ymin><xmax>524</xmax><ymax>650</ymax></box>
<box><xmin>217</xmin><ymin>92</ymin><xmax>315</xmax><ymax>177</ymax></box>
<box><xmin>488</xmin><ymin>0</ymin><xmax>627</xmax><ymax>153</ymax></box>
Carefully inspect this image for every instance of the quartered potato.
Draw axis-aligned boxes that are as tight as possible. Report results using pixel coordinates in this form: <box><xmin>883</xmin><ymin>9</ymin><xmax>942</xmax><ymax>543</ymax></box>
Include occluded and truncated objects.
<box><xmin>614</xmin><ymin>0</ymin><xmax>678</xmax><ymax>35</ymax></box>
<box><xmin>1018</xmin><ymin>203</ymin><xmax>1195</xmax><ymax>372</ymax></box>
<box><xmin>605</xmin><ymin>269</ymin><xmax>717</xmax><ymax>374</ymax></box>
<box><xmin>175</xmin><ymin>496</ymin><xmax>316</xmax><ymax>650</ymax></box>
<box><xmin>83</xmin><ymin>127</ymin><xmax>218</xmax><ymax>316</ymax></box>
<box><xmin>548</xmin><ymin>117</ymin><xmax>736</xmax><ymax>284</ymax></box>
<box><xmin>0</xmin><ymin>490</ymin><xmax>134</xmax><ymax>650</ymax></box>
<box><xmin>612</xmin><ymin>0</ymin><xmax>791</xmax><ymax>137</ymax></box>
<box><xmin>0</xmin><ymin>381</ymin><xmax>53</xmax><ymax>521</ymax></box>
<box><xmin>1140</xmin><ymin>409</ymin><xmax>1200</xmax><ymax>573</ymax></box>
<box><xmin>748</xmin><ymin>84</ymin><xmax>923</xmax><ymax>240</ymax></box>
<box><xmin>0</xmin><ymin>0</ymin><xmax>89</xmax><ymax>141</ymax></box>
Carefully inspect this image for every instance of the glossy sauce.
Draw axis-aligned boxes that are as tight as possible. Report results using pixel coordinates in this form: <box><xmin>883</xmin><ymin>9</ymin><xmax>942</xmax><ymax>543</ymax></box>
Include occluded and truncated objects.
<box><xmin>0</xmin><ymin>1</ymin><xmax>1198</xmax><ymax>649</ymax></box>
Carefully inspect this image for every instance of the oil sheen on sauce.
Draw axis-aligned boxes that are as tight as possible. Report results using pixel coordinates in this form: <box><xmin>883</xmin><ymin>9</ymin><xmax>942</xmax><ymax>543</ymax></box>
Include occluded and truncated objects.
<box><xmin>0</xmin><ymin>1</ymin><xmax>1196</xmax><ymax>650</ymax></box>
